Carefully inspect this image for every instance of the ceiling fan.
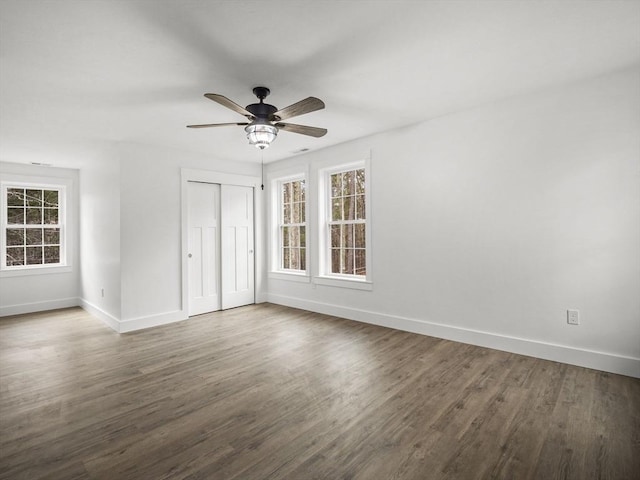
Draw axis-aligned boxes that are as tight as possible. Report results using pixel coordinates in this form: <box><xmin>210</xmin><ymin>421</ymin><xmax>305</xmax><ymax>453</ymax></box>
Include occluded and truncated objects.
<box><xmin>187</xmin><ymin>87</ymin><xmax>327</xmax><ymax>149</ymax></box>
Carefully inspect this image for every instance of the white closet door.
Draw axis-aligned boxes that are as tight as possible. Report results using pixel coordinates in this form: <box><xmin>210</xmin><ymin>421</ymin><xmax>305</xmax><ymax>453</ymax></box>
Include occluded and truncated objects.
<box><xmin>187</xmin><ymin>182</ymin><xmax>221</xmax><ymax>316</ymax></box>
<box><xmin>221</xmin><ymin>184</ymin><xmax>255</xmax><ymax>309</ymax></box>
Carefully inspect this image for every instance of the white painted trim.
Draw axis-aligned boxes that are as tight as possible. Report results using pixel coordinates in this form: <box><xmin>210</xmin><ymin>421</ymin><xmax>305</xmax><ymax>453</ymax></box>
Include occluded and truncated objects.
<box><xmin>313</xmin><ymin>275</ymin><xmax>373</xmax><ymax>290</ymax></box>
<box><xmin>266</xmin><ymin>293</ymin><xmax>640</xmax><ymax>379</ymax></box>
<box><xmin>0</xmin><ymin>265</ymin><xmax>72</xmax><ymax>278</ymax></box>
<box><xmin>81</xmin><ymin>299</ymin><xmax>188</xmax><ymax>333</ymax></box>
<box><xmin>119</xmin><ymin>310</ymin><xmax>188</xmax><ymax>333</ymax></box>
<box><xmin>80</xmin><ymin>298</ymin><xmax>120</xmax><ymax>332</ymax></box>
<box><xmin>0</xmin><ymin>296</ymin><xmax>80</xmax><ymax>317</ymax></box>
<box><xmin>269</xmin><ymin>271</ymin><xmax>311</xmax><ymax>283</ymax></box>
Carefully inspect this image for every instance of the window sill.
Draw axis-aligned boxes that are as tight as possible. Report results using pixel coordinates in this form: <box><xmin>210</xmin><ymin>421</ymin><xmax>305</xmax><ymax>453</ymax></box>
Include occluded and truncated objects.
<box><xmin>314</xmin><ymin>275</ymin><xmax>373</xmax><ymax>291</ymax></box>
<box><xmin>269</xmin><ymin>271</ymin><xmax>311</xmax><ymax>283</ymax></box>
<box><xmin>0</xmin><ymin>265</ymin><xmax>72</xmax><ymax>278</ymax></box>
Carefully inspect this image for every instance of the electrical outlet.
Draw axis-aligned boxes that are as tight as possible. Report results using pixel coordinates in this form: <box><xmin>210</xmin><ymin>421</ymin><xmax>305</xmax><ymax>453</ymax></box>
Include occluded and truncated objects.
<box><xmin>567</xmin><ymin>309</ymin><xmax>580</xmax><ymax>325</ymax></box>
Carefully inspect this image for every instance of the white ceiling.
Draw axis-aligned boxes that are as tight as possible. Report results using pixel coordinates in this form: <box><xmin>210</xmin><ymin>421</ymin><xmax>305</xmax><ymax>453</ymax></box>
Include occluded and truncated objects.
<box><xmin>1</xmin><ymin>0</ymin><xmax>639</xmax><ymax>168</ymax></box>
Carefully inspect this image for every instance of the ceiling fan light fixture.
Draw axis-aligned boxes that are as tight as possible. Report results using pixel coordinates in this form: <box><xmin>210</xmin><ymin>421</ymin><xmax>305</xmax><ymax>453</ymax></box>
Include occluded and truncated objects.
<box><xmin>245</xmin><ymin>123</ymin><xmax>278</xmax><ymax>149</ymax></box>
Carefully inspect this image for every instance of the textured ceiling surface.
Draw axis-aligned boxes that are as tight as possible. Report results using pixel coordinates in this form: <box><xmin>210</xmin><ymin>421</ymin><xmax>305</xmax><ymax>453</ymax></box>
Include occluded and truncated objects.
<box><xmin>1</xmin><ymin>0</ymin><xmax>639</xmax><ymax>167</ymax></box>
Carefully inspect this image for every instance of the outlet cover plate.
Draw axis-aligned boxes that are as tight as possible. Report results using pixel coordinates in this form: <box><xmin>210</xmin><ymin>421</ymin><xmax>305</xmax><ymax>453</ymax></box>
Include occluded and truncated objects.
<box><xmin>567</xmin><ymin>309</ymin><xmax>580</xmax><ymax>325</ymax></box>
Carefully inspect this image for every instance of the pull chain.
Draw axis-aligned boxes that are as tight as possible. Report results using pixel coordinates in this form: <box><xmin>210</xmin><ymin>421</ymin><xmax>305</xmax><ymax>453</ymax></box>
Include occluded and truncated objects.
<box><xmin>261</xmin><ymin>150</ymin><xmax>264</xmax><ymax>190</ymax></box>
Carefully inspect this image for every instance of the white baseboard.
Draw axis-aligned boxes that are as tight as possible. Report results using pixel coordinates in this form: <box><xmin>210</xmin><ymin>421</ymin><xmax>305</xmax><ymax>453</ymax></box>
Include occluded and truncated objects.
<box><xmin>80</xmin><ymin>299</ymin><xmax>121</xmax><ymax>332</ymax></box>
<box><xmin>267</xmin><ymin>293</ymin><xmax>640</xmax><ymax>379</ymax></box>
<box><xmin>118</xmin><ymin>309</ymin><xmax>188</xmax><ymax>333</ymax></box>
<box><xmin>0</xmin><ymin>297</ymin><xmax>80</xmax><ymax>317</ymax></box>
<box><xmin>80</xmin><ymin>299</ymin><xmax>188</xmax><ymax>333</ymax></box>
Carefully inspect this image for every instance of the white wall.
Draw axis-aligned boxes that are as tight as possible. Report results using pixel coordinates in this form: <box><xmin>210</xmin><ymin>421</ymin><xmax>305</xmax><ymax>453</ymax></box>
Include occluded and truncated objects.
<box><xmin>0</xmin><ymin>162</ymin><xmax>80</xmax><ymax>315</ymax></box>
<box><xmin>266</xmin><ymin>68</ymin><xmax>640</xmax><ymax>377</ymax></box>
<box><xmin>79</xmin><ymin>149</ymin><xmax>121</xmax><ymax>327</ymax></box>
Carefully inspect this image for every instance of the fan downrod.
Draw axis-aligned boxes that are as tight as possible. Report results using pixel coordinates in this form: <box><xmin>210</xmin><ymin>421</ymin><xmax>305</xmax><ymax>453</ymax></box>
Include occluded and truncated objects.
<box><xmin>253</xmin><ymin>86</ymin><xmax>270</xmax><ymax>102</ymax></box>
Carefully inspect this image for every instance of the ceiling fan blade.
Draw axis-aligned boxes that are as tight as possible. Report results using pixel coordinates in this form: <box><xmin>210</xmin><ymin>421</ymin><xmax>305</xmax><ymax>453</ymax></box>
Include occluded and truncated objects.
<box><xmin>273</xmin><ymin>97</ymin><xmax>325</xmax><ymax>121</ymax></box>
<box><xmin>187</xmin><ymin>122</ymin><xmax>248</xmax><ymax>128</ymax></box>
<box><xmin>276</xmin><ymin>122</ymin><xmax>327</xmax><ymax>138</ymax></box>
<box><xmin>204</xmin><ymin>94</ymin><xmax>254</xmax><ymax>118</ymax></box>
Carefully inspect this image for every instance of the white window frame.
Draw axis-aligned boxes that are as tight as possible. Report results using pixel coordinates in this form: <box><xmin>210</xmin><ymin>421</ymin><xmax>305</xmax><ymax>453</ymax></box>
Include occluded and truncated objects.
<box><xmin>1</xmin><ymin>180</ymin><xmax>70</xmax><ymax>276</ymax></box>
<box><xmin>316</xmin><ymin>159</ymin><xmax>372</xmax><ymax>290</ymax></box>
<box><xmin>269</xmin><ymin>172</ymin><xmax>310</xmax><ymax>282</ymax></box>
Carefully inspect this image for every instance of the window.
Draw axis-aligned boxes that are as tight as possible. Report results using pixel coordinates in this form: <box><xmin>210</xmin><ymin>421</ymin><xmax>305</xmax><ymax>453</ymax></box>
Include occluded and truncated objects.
<box><xmin>279</xmin><ymin>178</ymin><xmax>306</xmax><ymax>272</ymax></box>
<box><xmin>327</xmin><ymin>166</ymin><xmax>367</xmax><ymax>277</ymax></box>
<box><xmin>2</xmin><ymin>184</ymin><xmax>65</xmax><ymax>269</ymax></box>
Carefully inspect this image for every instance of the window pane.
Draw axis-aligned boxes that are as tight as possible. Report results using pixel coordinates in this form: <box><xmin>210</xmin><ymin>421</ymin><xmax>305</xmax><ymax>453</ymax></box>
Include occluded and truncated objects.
<box><xmin>282</xmin><ymin>226</ymin><xmax>289</xmax><ymax>247</ymax></box>
<box><xmin>6</xmin><ymin>247</ymin><xmax>24</xmax><ymax>266</ymax></box>
<box><xmin>44</xmin><ymin>208</ymin><xmax>59</xmax><ymax>225</ymax></box>
<box><xmin>331</xmin><ymin>173</ymin><xmax>341</xmax><ymax>198</ymax></box>
<box><xmin>282</xmin><ymin>182</ymin><xmax>291</xmax><ymax>204</ymax></box>
<box><xmin>8</xmin><ymin>188</ymin><xmax>25</xmax><ymax>206</ymax></box>
<box><xmin>342</xmin><ymin>224</ymin><xmax>354</xmax><ymax>249</ymax></box>
<box><xmin>356</xmin><ymin>195</ymin><xmax>366</xmax><ymax>220</ymax></box>
<box><xmin>283</xmin><ymin>204</ymin><xmax>291</xmax><ymax>224</ymax></box>
<box><xmin>343</xmin><ymin>170</ymin><xmax>356</xmax><ymax>196</ymax></box>
<box><xmin>299</xmin><ymin>180</ymin><xmax>306</xmax><ymax>201</ymax></box>
<box><xmin>343</xmin><ymin>195</ymin><xmax>355</xmax><ymax>220</ymax></box>
<box><xmin>289</xmin><ymin>226</ymin><xmax>299</xmax><ymax>248</ymax></box>
<box><xmin>299</xmin><ymin>226</ymin><xmax>306</xmax><ymax>248</ymax></box>
<box><xmin>7</xmin><ymin>207</ymin><xmax>24</xmax><ymax>224</ymax></box>
<box><xmin>292</xmin><ymin>181</ymin><xmax>301</xmax><ymax>203</ymax></box>
<box><xmin>300</xmin><ymin>248</ymin><xmax>306</xmax><ymax>271</ymax></box>
<box><xmin>43</xmin><ymin>190</ymin><xmax>59</xmax><ymax>207</ymax></box>
<box><xmin>355</xmin><ymin>168</ymin><xmax>365</xmax><ymax>194</ymax></box>
<box><xmin>331</xmin><ymin>248</ymin><xmax>340</xmax><ymax>273</ymax></box>
<box><xmin>44</xmin><ymin>228</ymin><xmax>60</xmax><ymax>245</ymax></box>
<box><xmin>293</xmin><ymin>202</ymin><xmax>301</xmax><ymax>224</ymax></box>
<box><xmin>6</xmin><ymin>228</ymin><xmax>25</xmax><ymax>246</ymax></box>
<box><xmin>44</xmin><ymin>246</ymin><xmax>60</xmax><ymax>264</ymax></box>
<box><xmin>332</xmin><ymin>198</ymin><xmax>343</xmax><ymax>221</ymax></box>
<box><xmin>26</xmin><ymin>208</ymin><xmax>42</xmax><ymax>224</ymax></box>
<box><xmin>342</xmin><ymin>248</ymin><xmax>354</xmax><ymax>275</ymax></box>
<box><xmin>355</xmin><ymin>249</ymin><xmax>366</xmax><ymax>275</ymax></box>
<box><xmin>26</xmin><ymin>246</ymin><xmax>43</xmax><ymax>265</ymax></box>
<box><xmin>355</xmin><ymin>223</ymin><xmax>366</xmax><ymax>248</ymax></box>
<box><xmin>291</xmin><ymin>248</ymin><xmax>300</xmax><ymax>270</ymax></box>
<box><xmin>26</xmin><ymin>189</ymin><xmax>43</xmax><ymax>207</ymax></box>
<box><xmin>283</xmin><ymin>247</ymin><xmax>290</xmax><ymax>269</ymax></box>
<box><xmin>300</xmin><ymin>201</ymin><xmax>305</xmax><ymax>222</ymax></box>
<box><xmin>26</xmin><ymin>228</ymin><xmax>43</xmax><ymax>246</ymax></box>
<box><xmin>331</xmin><ymin>225</ymin><xmax>341</xmax><ymax>248</ymax></box>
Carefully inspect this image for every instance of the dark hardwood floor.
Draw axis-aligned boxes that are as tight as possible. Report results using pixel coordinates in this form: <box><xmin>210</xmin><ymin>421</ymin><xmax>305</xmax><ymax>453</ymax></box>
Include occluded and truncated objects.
<box><xmin>1</xmin><ymin>304</ymin><xmax>638</xmax><ymax>479</ymax></box>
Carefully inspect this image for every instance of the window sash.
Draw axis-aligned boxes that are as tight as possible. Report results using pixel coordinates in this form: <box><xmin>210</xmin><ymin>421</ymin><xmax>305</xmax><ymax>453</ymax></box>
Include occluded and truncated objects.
<box><xmin>278</xmin><ymin>178</ymin><xmax>306</xmax><ymax>272</ymax></box>
<box><xmin>2</xmin><ymin>184</ymin><xmax>66</xmax><ymax>270</ymax></box>
<box><xmin>325</xmin><ymin>167</ymin><xmax>367</xmax><ymax>278</ymax></box>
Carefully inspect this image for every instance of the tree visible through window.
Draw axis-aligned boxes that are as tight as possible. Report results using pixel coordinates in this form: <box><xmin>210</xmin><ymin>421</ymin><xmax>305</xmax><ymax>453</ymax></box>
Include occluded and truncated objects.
<box><xmin>3</xmin><ymin>187</ymin><xmax>63</xmax><ymax>267</ymax></box>
<box><xmin>280</xmin><ymin>179</ymin><xmax>306</xmax><ymax>271</ymax></box>
<box><xmin>329</xmin><ymin>168</ymin><xmax>365</xmax><ymax>276</ymax></box>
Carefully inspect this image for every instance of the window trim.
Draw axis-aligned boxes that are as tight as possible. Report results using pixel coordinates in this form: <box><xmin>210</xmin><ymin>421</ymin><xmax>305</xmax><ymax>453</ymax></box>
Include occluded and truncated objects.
<box><xmin>1</xmin><ymin>179</ymin><xmax>71</xmax><ymax>276</ymax></box>
<box><xmin>269</xmin><ymin>171</ymin><xmax>310</xmax><ymax>281</ymax></box>
<box><xmin>316</xmin><ymin>159</ymin><xmax>372</xmax><ymax>289</ymax></box>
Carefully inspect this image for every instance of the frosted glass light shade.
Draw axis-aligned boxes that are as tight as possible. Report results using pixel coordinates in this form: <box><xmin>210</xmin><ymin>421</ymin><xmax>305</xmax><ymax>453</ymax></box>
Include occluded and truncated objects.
<box><xmin>245</xmin><ymin>124</ymin><xmax>278</xmax><ymax>149</ymax></box>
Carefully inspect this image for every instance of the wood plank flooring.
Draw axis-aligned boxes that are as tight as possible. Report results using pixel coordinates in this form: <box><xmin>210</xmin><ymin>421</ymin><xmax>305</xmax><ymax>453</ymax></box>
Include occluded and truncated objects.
<box><xmin>1</xmin><ymin>304</ymin><xmax>638</xmax><ymax>479</ymax></box>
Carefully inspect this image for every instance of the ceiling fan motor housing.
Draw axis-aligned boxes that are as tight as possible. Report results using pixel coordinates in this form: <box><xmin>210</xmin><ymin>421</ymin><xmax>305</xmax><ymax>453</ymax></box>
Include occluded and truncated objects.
<box><xmin>246</xmin><ymin>102</ymin><xmax>278</xmax><ymax>122</ymax></box>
